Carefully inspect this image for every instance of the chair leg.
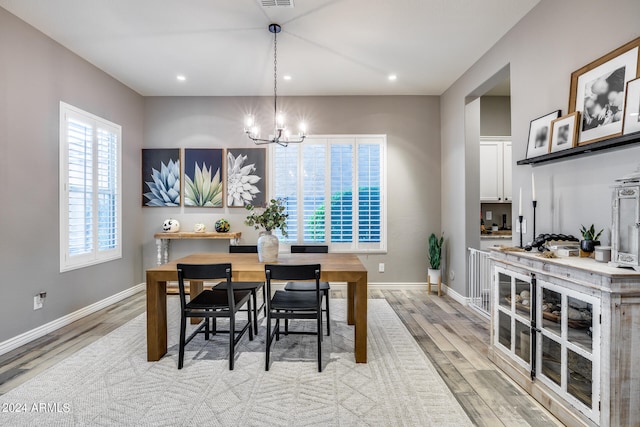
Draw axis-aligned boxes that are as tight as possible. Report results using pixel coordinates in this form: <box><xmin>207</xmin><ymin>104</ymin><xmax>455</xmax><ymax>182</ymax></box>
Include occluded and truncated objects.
<box><xmin>229</xmin><ymin>315</ymin><xmax>235</xmax><ymax>371</ymax></box>
<box><xmin>265</xmin><ymin>312</ymin><xmax>271</xmax><ymax>371</ymax></box>
<box><xmin>248</xmin><ymin>299</ymin><xmax>254</xmax><ymax>341</ymax></box>
<box><xmin>276</xmin><ymin>318</ymin><xmax>280</xmax><ymax>341</ymax></box>
<box><xmin>204</xmin><ymin>310</ymin><xmax>210</xmax><ymax>341</ymax></box>
<box><xmin>317</xmin><ymin>312</ymin><xmax>323</xmax><ymax>372</ymax></box>
<box><xmin>251</xmin><ymin>290</ymin><xmax>259</xmax><ymax>334</ymax></box>
<box><xmin>325</xmin><ymin>290</ymin><xmax>331</xmax><ymax>336</ymax></box>
<box><xmin>178</xmin><ymin>314</ymin><xmax>187</xmax><ymax>369</ymax></box>
<box><xmin>262</xmin><ymin>285</ymin><xmax>267</xmax><ymax>316</ymax></box>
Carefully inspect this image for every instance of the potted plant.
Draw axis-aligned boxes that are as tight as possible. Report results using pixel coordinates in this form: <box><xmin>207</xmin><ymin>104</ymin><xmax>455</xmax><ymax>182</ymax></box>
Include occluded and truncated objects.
<box><xmin>579</xmin><ymin>224</ymin><xmax>603</xmax><ymax>255</ymax></box>
<box><xmin>245</xmin><ymin>198</ymin><xmax>288</xmax><ymax>262</ymax></box>
<box><xmin>427</xmin><ymin>233</ymin><xmax>444</xmax><ymax>288</ymax></box>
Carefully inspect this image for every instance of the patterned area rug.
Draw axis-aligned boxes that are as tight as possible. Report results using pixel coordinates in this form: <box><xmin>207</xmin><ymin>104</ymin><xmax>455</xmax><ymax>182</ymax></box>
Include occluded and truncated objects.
<box><xmin>0</xmin><ymin>298</ymin><xmax>472</xmax><ymax>426</ymax></box>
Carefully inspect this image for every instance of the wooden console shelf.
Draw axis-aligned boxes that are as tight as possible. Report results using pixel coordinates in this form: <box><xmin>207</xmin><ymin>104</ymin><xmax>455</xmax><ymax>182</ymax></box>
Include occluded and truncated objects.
<box><xmin>517</xmin><ymin>131</ymin><xmax>640</xmax><ymax>165</ymax></box>
<box><xmin>154</xmin><ymin>231</ymin><xmax>241</xmax><ymax>265</ymax></box>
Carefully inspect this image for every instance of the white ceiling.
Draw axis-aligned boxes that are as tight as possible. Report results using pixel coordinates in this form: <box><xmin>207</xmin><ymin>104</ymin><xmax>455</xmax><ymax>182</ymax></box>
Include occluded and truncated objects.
<box><xmin>0</xmin><ymin>0</ymin><xmax>538</xmax><ymax>96</ymax></box>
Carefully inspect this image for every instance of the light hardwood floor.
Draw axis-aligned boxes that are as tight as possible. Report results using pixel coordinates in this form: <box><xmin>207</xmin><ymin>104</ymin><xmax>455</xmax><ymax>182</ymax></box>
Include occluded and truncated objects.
<box><xmin>0</xmin><ymin>289</ymin><xmax>563</xmax><ymax>426</ymax></box>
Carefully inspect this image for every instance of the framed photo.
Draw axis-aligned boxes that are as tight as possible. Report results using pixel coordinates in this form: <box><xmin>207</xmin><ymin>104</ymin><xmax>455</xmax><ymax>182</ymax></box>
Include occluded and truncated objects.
<box><xmin>549</xmin><ymin>112</ymin><xmax>580</xmax><ymax>153</ymax></box>
<box><xmin>526</xmin><ymin>110</ymin><xmax>561</xmax><ymax>159</ymax></box>
<box><xmin>569</xmin><ymin>37</ymin><xmax>640</xmax><ymax>145</ymax></box>
<box><xmin>623</xmin><ymin>77</ymin><xmax>640</xmax><ymax>135</ymax></box>
<box><xmin>183</xmin><ymin>148</ymin><xmax>224</xmax><ymax>207</ymax></box>
<box><xmin>227</xmin><ymin>148</ymin><xmax>266</xmax><ymax>207</ymax></box>
<box><xmin>142</xmin><ymin>148</ymin><xmax>181</xmax><ymax>207</ymax></box>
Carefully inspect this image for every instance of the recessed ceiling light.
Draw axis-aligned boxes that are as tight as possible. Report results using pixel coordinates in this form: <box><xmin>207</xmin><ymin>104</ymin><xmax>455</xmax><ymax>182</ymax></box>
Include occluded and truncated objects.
<box><xmin>283</xmin><ymin>75</ymin><xmax>292</xmax><ymax>81</ymax></box>
<box><xmin>176</xmin><ymin>75</ymin><xmax>186</xmax><ymax>81</ymax></box>
<box><xmin>388</xmin><ymin>74</ymin><xmax>397</xmax><ymax>81</ymax></box>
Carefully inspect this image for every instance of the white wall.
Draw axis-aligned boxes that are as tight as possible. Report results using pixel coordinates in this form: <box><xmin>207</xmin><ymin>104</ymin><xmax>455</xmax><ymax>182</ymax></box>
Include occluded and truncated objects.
<box><xmin>441</xmin><ymin>0</ymin><xmax>640</xmax><ymax>295</ymax></box>
<box><xmin>0</xmin><ymin>8</ymin><xmax>144</xmax><ymax>342</ymax></box>
<box><xmin>143</xmin><ymin>95</ymin><xmax>441</xmax><ymax>284</ymax></box>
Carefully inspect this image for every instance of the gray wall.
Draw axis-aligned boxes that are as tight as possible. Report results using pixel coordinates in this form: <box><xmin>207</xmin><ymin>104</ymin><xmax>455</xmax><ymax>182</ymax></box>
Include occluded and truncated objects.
<box><xmin>0</xmin><ymin>8</ymin><xmax>144</xmax><ymax>342</ymax></box>
<box><xmin>481</xmin><ymin>96</ymin><xmax>511</xmax><ymax>136</ymax></box>
<box><xmin>143</xmin><ymin>96</ymin><xmax>441</xmax><ymax>283</ymax></box>
<box><xmin>441</xmin><ymin>0</ymin><xmax>640</xmax><ymax>295</ymax></box>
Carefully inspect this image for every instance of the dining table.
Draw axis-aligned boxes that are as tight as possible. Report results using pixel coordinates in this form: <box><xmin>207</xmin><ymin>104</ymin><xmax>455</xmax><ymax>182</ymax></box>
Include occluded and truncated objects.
<box><xmin>145</xmin><ymin>252</ymin><xmax>369</xmax><ymax>363</ymax></box>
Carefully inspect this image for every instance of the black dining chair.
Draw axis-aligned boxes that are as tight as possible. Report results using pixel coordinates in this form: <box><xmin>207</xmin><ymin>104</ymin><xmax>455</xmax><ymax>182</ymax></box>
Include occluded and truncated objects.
<box><xmin>284</xmin><ymin>245</ymin><xmax>331</xmax><ymax>335</ymax></box>
<box><xmin>211</xmin><ymin>245</ymin><xmax>265</xmax><ymax>333</ymax></box>
<box><xmin>265</xmin><ymin>264</ymin><xmax>324</xmax><ymax>372</ymax></box>
<box><xmin>176</xmin><ymin>263</ymin><xmax>253</xmax><ymax>370</ymax></box>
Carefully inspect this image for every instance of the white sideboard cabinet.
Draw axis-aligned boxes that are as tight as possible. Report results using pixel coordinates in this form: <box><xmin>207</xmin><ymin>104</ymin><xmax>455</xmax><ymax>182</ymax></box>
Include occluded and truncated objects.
<box><xmin>490</xmin><ymin>249</ymin><xmax>640</xmax><ymax>426</ymax></box>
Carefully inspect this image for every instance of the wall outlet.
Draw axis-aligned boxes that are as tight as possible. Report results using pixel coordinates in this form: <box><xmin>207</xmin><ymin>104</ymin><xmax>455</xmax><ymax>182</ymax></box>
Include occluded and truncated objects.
<box><xmin>33</xmin><ymin>295</ymin><xmax>43</xmax><ymax>310</ymax></box>
<box><xmin>486</xmin><ymin>211</ymin><xmax>492</xmax><ymax>221</ymax></box>
<box><xmin>378</xmin><ymin>263</ymin><xmax>385</xmax><ymax>273</ymax></box>
<box><xmin>449</xmin><ymin>270</ymin><xmax>455</xmax><ymax>281</ymax></box>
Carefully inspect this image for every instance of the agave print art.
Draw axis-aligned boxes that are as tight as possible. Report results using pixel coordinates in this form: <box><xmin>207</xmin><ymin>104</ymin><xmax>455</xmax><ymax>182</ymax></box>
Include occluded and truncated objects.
<box><xmin>142</xmin><ymin>148</ymin><xmax>181</xmax><ymax>207</ymax></box>
<box><xmin>184</xmin><ymin>148</ymin><xmax>223</xmax><ymax>207</ymax></box>
<box><xmin>227</xmin><ymin>148</ymin><xmax>266</xmax><ymax>207</ymax></box>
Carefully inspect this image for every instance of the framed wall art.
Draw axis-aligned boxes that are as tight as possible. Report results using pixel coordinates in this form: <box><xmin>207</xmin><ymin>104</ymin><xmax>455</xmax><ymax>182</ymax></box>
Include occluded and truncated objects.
<box><xmin>142</xmin><ymin>148</ymin><xmax>181</xmax><ymax>207</ymax></box>
<box><xmin>569</xmin><ymin>37</ymin><xmax>640</xmax><ymax>145</ymax></box>
<box><xmin>549</xmin><ymin>112</ymin><xmax>580</xmax><ymax>153</ymax></box>
<box><xmin>622</xmin><ymin>77</ymin><xmax>640</xmax><ymax>135</ymax></box>
<box><xmin>526</xmin><ymin>110</ymin><xmax>561</xmax><ymax>159</ymax></box>
<box><xmin>227</xmin><ymin>148</ymin><xmax>266</xmax><ymax>207</ymax></box>
<box><xmin>183</xmin><ymin>148</ymin><xmax>224</xmax><ymax>207</ymax></box>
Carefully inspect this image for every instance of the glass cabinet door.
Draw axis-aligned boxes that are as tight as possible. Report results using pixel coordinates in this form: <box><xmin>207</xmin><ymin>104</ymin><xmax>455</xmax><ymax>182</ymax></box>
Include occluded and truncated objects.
<box><xmin>494</xmin><ymin>267</ymin><xmax>532</xmax><ymax>368</ymax></box>
<box><xmin>536</xmin><ymin>279</ymin><xmax>600</xmax><ymax>422</ymax></box>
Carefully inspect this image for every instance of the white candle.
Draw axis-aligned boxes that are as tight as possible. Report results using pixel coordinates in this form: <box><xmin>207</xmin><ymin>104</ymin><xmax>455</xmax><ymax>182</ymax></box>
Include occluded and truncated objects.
<box><xmin>531</xmin><ymin>173</ymin><xmax>536</xmax><ymax>202</ymax></box>
<box><xmin>519</xmin><ymin>187</ymin><xmax>523</xmax><ymax>216</ymax></box>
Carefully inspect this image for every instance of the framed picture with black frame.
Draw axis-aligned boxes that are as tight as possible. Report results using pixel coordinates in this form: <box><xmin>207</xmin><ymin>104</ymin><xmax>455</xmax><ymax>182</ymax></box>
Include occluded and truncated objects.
<box><xmin>526</xmin><ymin>110</ymin><xmax>561</xmax><ymax>159</ymax></box>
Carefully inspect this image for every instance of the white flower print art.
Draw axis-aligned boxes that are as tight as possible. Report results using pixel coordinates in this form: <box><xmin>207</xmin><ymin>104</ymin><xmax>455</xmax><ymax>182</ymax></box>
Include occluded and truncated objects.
<box><xmin>227</xmin><ymin>148</ymin><xmax>266</xmax><ymax>207</ymax></box>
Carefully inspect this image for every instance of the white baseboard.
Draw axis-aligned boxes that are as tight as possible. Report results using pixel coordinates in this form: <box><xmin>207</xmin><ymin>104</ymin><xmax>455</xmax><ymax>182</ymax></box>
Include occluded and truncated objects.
<box><xmin>0</xmin><ymin>283</ymin><xmax>145</xmax><ymax>357</ymax></box>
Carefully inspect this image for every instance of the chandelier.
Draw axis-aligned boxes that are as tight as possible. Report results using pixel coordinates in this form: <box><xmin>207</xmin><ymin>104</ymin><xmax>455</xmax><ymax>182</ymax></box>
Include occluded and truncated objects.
<box><xmin>244</xmin><ymin>23</ymin><xmax>306</xmax><ymax>146</ymax></box>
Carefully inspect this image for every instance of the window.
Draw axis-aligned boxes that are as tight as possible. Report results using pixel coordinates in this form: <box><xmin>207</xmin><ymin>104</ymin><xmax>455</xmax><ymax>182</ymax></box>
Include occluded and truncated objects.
<box><xmin>59</xmin><ymin>102</ymin><xmax>122</xmax><ymax>271</ymax></box>
<box><xmin>270</xmin><ymin>135</ymin><xmax>386</xmax><ymax>252</ymax></box>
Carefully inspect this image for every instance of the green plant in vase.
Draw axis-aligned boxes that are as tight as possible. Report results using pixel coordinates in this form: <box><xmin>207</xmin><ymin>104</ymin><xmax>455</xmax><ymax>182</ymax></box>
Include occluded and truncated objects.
<box><xmin>427</xmin><ymin>233</ymin><xmax>444</xmax><ymax>295</ymax></box>
<box><xmin>245</xmin><ymin>198</ymin><xmax>288</xmax><ymax>262</ymax></box>
<box><xmin>579</xmin><ymin>224</ymin><xmax>603</xmax><ymax>254</ymax></box>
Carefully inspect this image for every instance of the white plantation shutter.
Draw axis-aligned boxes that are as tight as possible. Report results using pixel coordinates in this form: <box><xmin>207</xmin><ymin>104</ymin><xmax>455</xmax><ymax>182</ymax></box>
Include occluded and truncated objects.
<box><xmin>60</xmin><ymin>102</ymin><xmax>122</xmax><ymax>271</ymax></box>
<box><xmin>273</xmin><ymin>144</ymin><xmax>298</xmax><ymax>242</ymax></box>
<box><xmin>271</xmin><ymin>135</ymin><xmax>386</xmax><ymax>253</ymax></box>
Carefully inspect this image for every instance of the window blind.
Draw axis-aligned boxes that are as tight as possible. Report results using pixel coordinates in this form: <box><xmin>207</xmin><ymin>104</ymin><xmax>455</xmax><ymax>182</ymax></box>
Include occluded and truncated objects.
<box><xmin>60</xmin><ymin>102</ymin><xmax>122</xmax><ymax>271</ymax></box>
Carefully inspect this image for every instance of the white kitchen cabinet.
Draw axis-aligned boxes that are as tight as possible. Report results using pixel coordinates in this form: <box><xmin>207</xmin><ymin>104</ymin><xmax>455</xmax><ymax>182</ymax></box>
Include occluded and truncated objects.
<box><xmin>490</xmin><ymin>249</ymin><xmax>640</xmax><ymax>427</ymax></box>
<box><xmin>480</xmin><ymin>138</ymin><xmax>511</xmax><ymax>202</ymax></box>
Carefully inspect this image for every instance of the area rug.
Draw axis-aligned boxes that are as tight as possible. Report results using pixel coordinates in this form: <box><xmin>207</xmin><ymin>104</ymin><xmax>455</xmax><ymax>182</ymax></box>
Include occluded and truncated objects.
<box><xmin>0</xmin><ymin>298</ymin><xmax>472</xmax><ymax>426</ymax></box>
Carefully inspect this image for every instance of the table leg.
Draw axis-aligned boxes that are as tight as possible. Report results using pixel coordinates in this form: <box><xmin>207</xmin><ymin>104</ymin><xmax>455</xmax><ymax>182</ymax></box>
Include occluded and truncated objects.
<box><xmin>163</xmin><ymin>240</ymin><xmax>170</xmax><ymax>264</ymax></box>
<box><xmin>347</xmin><ymin>281</ymin><xmax>355</xmax><ymax>325</ymax></box>
<box><xmin>146</xmin><ymin>274</ymin><xmax>167</xmax><ymax>361</ymax></box>
<box><xmin>189</xmin><ymin>280</ymin><xmax>204</xmax><ymax>325</ymax></box>
<box><xmin>155</xmin><ymin>239</ymin><xmax>162</xmax><ymax>265</ymax></box>
<box><xmin>354</xmin><ymin>274</ymin><xmax>368</xmax><ymax>363</ymax></box>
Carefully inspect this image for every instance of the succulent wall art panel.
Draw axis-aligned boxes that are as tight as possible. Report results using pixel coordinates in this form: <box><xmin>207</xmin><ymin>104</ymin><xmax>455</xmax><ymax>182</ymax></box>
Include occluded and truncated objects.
<box><xmin>227</xmin><ymin>148</ymin><xmax>266</xmax><ymax>207</ymax></box>
<box><xmin>142</xmin><ymin>148</ymin><xmax>181</xmax><ymax>207</ymax></box>
<box><xmin>183</xmin><ymin>148</ymin><xmax>224</xmax><ymax>207</ymax></box>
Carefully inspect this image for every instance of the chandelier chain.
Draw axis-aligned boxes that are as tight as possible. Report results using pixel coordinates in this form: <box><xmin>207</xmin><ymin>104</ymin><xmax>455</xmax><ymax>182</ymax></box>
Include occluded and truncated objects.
<box><xmin>273</xmin><ymin>29</ymin><xmax>278</xmax><ymax>130</ymax></box>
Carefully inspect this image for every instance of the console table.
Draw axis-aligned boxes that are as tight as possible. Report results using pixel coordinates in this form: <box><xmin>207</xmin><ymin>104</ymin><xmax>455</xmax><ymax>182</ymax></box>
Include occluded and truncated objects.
<box><xmin>154</xmin><ymin>231</ymin><xmax>241</xmax><ymax>264</ymax></box>
<box><xmin>490</xmin><ymin>249</ymin><xmax>640</xmax><ymax>426</ymax></box>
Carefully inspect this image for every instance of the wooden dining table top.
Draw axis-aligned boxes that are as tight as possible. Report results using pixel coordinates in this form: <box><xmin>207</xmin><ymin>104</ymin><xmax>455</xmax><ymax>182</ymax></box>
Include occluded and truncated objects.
<box><xmin>146</xmin><ymin>252</ymin><xmax>368</xmax><ymax>281</ymax></box>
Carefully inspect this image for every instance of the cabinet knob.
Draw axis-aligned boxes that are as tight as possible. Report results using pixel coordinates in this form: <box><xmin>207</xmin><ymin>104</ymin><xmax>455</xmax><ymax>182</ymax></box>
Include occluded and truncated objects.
<box><xmin>498</xmin><ymin>197</ymin><xmax>501</xmax><ymax>201</ymax></box>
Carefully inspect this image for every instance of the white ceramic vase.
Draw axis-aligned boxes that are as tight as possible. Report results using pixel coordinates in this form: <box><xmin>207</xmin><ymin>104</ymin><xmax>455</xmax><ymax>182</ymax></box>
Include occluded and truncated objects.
<box><xmin>428</xmin><ymin>268</ymin><xmax>441</xmax><ymax>282</ymax></box>
<box><xmin>257</xmin><ymin>230</ymin><xmax>279</xmax><ymax>262</ymax></box>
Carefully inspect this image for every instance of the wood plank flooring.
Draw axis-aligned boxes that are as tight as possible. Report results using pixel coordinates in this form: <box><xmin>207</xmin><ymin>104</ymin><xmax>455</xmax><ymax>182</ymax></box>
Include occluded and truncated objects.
<box><xmin>0</xmin><ymin>289</ymin><xmax>563</xmax><ymax>426</ymax></box>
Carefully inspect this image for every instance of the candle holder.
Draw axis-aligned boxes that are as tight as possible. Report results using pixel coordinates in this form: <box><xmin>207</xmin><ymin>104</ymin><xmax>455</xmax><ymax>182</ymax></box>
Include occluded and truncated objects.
<box><xmin>532</xmin><ymin>200</ymin><xmax>537</xmax><ymax>241</ymax></box>
<box><xmin>519</xmin><ymin>215</ymin><xmax>524</xmax><ymax>248</ymax></box>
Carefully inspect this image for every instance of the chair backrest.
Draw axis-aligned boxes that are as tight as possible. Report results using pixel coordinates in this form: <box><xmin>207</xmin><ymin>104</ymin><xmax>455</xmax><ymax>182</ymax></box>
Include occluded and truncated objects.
<box><xmin>177</xmin><ymin>263</ymin><xmax>233</xmax><ymax>309</ymax></box>
<box><xmin>229</xmin><ymin>245</ymin><xmax>258</xmax><ymax>253</ymax></box>
<box><xmin>290</xmin><ymin>245</ymin><xmax>329</xmax><ymax>253</ymax></box>
<box><xmin>265</xmin><ymin>264</ymin><xmax>321</xmax><ymax>309</ymax></box>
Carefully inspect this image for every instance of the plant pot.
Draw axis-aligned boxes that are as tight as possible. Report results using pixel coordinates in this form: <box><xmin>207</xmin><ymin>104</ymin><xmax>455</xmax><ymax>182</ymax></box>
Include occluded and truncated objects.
<box><xmin>428</xmin><ymin>268</ymin><xmax>441</xmax><ymax>282</ymax></box>
<box><xmin>257</xmin><ymin>231</ymin><xmax>279</xmax><ymax>262</ymax></box>
<box><xmin>580</xmin><ymin>240</ymin><xmax>600</xmax><ymax>253</ymax></box>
